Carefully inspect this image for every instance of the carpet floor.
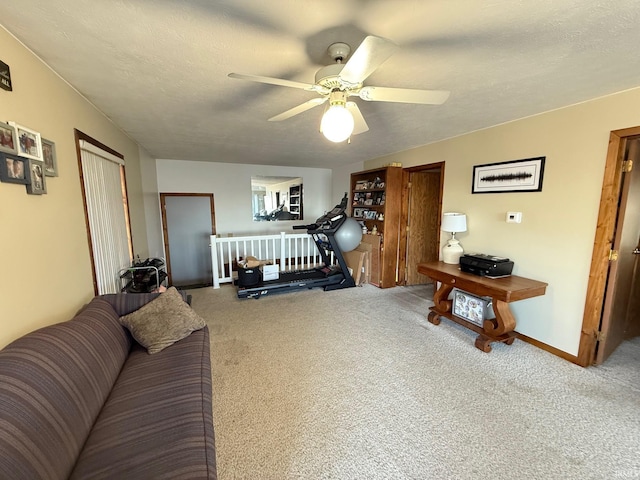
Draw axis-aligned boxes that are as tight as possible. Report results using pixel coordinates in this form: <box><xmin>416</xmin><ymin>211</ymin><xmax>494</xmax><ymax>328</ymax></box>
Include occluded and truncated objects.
<box><xmin>188</xmin><ymin>283</ymin><xmax>640</xmax><ymax>480</ymax></box>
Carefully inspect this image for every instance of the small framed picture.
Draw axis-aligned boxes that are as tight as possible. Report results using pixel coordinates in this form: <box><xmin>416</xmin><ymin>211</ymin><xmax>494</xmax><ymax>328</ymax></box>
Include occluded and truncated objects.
<box><xmin>452</xmin><ymin>289</ymin><xmax>492</xmax><ymax>327</ymax></box>
<box><xmin>353</xmin><ymin>208</ymin><xmax>364</xmax><ymax>218</ymax></box>
<box><xmin>0</xmin><ymin>152</ymin><xmax>28</xmax><ymax>184</ymax></box>
<box><xmin>9</xmin><ymin>122</ymin><xmax>43</xmax><ymax>161</ymax></box>
<box><xmin>41</xmin><ymin>138</ymin><xmax>58</xmax><ymax>177</ymax></box>
<box><xmin>25</xmin><ymin>158</ymin><xmax>46</xmax><ymax>195</ymax></box>
<box><xmin>0</xmin><ymin>121</ymin><xmax>18</xmax><ymax>154</ymax></box>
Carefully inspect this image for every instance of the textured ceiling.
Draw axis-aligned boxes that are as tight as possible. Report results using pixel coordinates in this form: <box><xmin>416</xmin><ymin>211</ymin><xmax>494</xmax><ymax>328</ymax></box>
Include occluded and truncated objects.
<box><xmin>2</xmin><ymin>1</ymin><xmax>640</xmax><ymax>168</ymax></box>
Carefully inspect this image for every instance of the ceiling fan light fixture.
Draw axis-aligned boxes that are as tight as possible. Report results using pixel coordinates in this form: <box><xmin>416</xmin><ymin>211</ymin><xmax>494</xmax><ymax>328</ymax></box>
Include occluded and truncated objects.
<box><xmin>320</xmin><ymin>91</ymin><xmax>354</xmax><ymax>143</ymax></box>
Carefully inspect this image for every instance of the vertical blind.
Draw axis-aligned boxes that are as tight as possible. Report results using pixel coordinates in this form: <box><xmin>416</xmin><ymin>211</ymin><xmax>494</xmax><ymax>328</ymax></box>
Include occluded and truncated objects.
<box><xmin>80</xmin><ymin>141</ymin><xmax>131</xmax><ymax>294</ymax></box>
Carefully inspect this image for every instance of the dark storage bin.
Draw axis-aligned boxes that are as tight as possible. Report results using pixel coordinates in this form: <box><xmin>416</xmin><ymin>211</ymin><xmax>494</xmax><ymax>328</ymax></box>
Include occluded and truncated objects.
<box><xmin>237</xmin><ymin>268</ymin><xmax>261</xmax><ymax>287</ymax></box>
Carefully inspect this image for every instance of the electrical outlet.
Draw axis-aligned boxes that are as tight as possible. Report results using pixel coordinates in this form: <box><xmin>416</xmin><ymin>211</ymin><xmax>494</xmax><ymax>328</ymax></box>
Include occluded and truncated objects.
<box><xmin>506</xmin><ymin>212</ymin><xmax>522</xmax><ymax>223</ymax></box>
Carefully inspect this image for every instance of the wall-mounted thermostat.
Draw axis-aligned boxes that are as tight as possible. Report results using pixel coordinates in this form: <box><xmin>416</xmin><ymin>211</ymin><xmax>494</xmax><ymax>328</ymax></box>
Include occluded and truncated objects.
<box><xmin>506</xmin><ymin>212</ymin><xmax>522</xmax><ymax>223</ymax></box>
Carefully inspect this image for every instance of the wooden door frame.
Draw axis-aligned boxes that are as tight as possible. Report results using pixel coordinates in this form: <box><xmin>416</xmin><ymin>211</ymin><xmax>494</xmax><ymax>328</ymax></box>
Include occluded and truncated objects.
<box><xmin>578</xmin><ymin>126</ymin><xmax>640</xmax><ymax>366</ymax></box>
<box><xmin>75</xmin><ymin>129</ymin><xmax>131</xmax><ymax>296</ymax></box>
<box><xmin>160</xmin><ymin>193</ymin><xmax>216</xmax><ymax>286</ymax></box>
<box><xmin>398</xmin><ymin>162</ymin><xmax>445</xmax><ymax>285</ymax></box>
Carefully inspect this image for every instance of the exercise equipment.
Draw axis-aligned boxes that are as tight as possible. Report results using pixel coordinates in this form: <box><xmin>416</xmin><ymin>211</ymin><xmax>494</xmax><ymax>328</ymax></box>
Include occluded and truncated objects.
<box><xmin>334</xmin><ymin>217</ymin><xmax>363</xmax><ymax>253</ymax></box>
<box><xmin>237</xmin><ymin>194</ymin><xmax>361</xmax><ymax>299</ymax></box>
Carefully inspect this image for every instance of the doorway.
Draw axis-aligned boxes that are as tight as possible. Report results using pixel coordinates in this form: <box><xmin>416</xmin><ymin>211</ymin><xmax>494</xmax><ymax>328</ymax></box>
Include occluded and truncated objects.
<box><xmin>75</xmin><ymin>130</ymin><xmax>132</xmax><ymax>295</ymax></box>
<box><xmin>399</xmin><ymin>162</ymin><xmax>445</xmax><ymax>286</ymax></box>
<box><xmin>160</xmin><ymin>193</ymin><xmax>216</xmax><ymax>289</ymax></box>
<box><xmin>580</xmin><ymin>127</ymin><xmax>640</xmax><ymax>366</ymax></box>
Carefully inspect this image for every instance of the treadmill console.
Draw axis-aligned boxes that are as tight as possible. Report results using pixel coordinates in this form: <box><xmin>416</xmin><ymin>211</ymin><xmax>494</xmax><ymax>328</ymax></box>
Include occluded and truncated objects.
<box><xmin>294</xmin><ymin>194</ymin><xmax>348</xmax><ymax>233</ymax></box>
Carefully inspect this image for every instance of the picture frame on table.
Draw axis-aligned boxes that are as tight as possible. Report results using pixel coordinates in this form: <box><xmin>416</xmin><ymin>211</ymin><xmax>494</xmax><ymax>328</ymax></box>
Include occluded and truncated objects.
<box><xmin>25</xmin><ymin>158</ymin><xmax>46</xmax><ymax>195</ymax></box>
<box><xmin>8</xmin><ymin>122</ymin><xmax>43</xmax><ymax>161</ymax></box>
<box><xmin>41</xmin><ymin>138</ymin><xmax>58</xmax><ymax>177</ymax></box>
<box><xmin>452</xmin><ymin>289</ymin><xmax>491</xmax><ymax>327</ymax></box>
<box><xmin>0</xmin><ymin>152</ymin><xmax>28</xmax><ymax>185</ymax></box>
<box><xmin>0</xmin><ymin>121</ymin><xmax>18</xmax><ymax>155</ymax></box>
<box><xmin>472</xmin><ymin>156</ymin><xmax>545</xmax><ymax>194</ymax></box>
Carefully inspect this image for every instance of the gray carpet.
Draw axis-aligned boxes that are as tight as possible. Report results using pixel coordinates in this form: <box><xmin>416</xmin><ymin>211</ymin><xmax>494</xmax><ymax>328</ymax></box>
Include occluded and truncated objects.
<box><xmin>189</xmin><ymin>284</ymin><xmax>640</xmax><ymax>480</ymax></box>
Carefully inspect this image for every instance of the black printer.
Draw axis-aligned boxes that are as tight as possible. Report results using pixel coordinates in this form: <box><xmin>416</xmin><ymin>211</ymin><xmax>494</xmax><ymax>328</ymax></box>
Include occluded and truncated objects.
<box><xmin>459</xmin><ymin>253</ymin><xmax>514</xmax><ymax>277</ymax></box>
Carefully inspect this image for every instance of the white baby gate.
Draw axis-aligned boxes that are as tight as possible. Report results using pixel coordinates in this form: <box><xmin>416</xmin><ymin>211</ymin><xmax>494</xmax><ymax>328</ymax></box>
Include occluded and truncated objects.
<box><xmin>209</xmin><ymin>232</ymin><xmax>335</xmax><ymax>288</ymax></box>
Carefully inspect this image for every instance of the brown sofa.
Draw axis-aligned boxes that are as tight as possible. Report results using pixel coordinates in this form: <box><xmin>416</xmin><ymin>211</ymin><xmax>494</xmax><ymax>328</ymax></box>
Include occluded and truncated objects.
<box><xmin>0</xmin><ymin>292</ymin><xmax>217</xmax><ymax>479</ymax></box>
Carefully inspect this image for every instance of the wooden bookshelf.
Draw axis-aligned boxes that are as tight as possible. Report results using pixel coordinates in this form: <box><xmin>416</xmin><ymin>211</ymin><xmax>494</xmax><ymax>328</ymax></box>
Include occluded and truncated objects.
<box><xmin>350</xmin><ymin>166</ymin><xmax>403</xmax><ymax>288</ymax></box>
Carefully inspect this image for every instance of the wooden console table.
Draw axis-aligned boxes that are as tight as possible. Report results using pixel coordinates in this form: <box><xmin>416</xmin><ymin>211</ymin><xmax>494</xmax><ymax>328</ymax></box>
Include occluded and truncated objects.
<box><xmin>417</xmin><ymin>261</ymin><xmax>547</xmax><ymax>352</ymax></box>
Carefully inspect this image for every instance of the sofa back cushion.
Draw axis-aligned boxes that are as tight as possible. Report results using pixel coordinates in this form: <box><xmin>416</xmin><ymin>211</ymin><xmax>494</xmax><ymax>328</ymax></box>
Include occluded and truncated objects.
<box><xmin>0</xmin><ymin>298</ymin><xmax>131</xmax><ymax>480</ymax></box>
<box><xmin>101</xmin><ymin>290</ymin><xmax>190</xmax><ymax>317</ymax></box>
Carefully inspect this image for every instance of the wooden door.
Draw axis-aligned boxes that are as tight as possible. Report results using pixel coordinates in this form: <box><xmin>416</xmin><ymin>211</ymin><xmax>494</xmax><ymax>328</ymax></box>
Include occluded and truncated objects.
<box><xmin>596</xmin><ymin>138</ymin><xmax>640</xmax><ymax>363</ymax></box>
<box><xmin>624</xmin><ymin>242</ymin><xmax>640</xmax><ymax>338</ymax></box>
<box><xmin>400</xmin><ymin>164</ymin><xmax>444</xmax><ymax>286</ymax></box>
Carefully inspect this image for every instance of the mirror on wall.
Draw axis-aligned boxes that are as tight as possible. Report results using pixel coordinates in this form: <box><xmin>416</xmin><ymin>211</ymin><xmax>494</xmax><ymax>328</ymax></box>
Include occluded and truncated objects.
<box><xmin>251</xmin><ymin>176</ymin><xmax>303</xmax><ymax>222</ymax></box>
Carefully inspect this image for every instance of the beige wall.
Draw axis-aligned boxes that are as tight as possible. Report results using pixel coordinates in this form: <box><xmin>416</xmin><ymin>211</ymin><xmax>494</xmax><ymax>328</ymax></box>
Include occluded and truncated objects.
<box><xmin>0</xmin><ymin>27</ymin><xmax>148</xmax><ymax>348</ymax></box>
<box><xmin>365</xmin><ymin>87</ymin><xmax>640</xmax><ymax>355</ymax></box>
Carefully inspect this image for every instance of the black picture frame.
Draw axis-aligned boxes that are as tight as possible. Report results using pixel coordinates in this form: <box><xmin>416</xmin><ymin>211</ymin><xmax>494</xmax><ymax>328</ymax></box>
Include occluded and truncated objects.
<box><xmin>0</xmin><ymin>152</ymin><xmax>29</xmax><ymax>184</ymax></box>
<box><xmin>25</xmin><ymin>158</ymin><xmax>46</xmax><ymax>195</ymax></box>
<box><xmin>472</xmin><ymin>156</ymin><xmax>545</xmax><ymax>194</ymax></box>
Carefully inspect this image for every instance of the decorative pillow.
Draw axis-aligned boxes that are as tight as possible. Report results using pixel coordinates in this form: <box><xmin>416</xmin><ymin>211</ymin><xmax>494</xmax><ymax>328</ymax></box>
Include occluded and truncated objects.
<box><xmin>119</xmin><ymin>286</ymin><xmax>205</xmax><ymax>354</ymax></box>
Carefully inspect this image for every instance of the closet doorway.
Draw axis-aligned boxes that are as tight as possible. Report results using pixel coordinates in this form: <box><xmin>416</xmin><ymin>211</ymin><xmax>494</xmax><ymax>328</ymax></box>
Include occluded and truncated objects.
<box><xmin>399</xmin><ymin>162</ymin><xmax>445</xmax><ymax>286</ymax></box>
<box><xmin>580</xmin><ymin>127</ymin><xmax>640</xmax><ymax>366</ymax></box>
<box><xmin>160</xmin><ymin>193</ymin><xmax>216</xmax><ymax>289</ymax></box>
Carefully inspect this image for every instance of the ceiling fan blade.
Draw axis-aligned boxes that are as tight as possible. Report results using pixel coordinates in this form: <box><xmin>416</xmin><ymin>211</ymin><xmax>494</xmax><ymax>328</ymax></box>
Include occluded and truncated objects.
<box><xmin>358</xmin><ymin>86</ymin><xmax>450</xmax><ymax>105</ymax></box>
<box><xmin>339</xmin><ymin>36</ymin><xmax>398</xmax><ymax>85</ymax></box>
<box><xmin>346</xmin><ymin>102</ymin><xmax>369</xmax><ymax>135</ymax></box>
<box><xmin>268</xmin><ymin>97</ymin><xmax>327</xmax><ymax>122</ymax></box>
<box><xmin>228</xmin><ymin>72</ymin><xmax>324</xmax><ymax>92</ymax></box>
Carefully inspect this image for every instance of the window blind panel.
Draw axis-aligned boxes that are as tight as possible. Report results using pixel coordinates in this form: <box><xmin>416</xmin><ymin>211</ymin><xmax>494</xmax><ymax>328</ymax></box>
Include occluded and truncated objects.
<box><xmin>80</xmin><ymin>149</ymin><xmax>131</xmax><ymax>294</ymax></box>
<box><xmin>79</xmin><ymin>139</ymin><xmax>124</xmax><ymax>165</ymax></box>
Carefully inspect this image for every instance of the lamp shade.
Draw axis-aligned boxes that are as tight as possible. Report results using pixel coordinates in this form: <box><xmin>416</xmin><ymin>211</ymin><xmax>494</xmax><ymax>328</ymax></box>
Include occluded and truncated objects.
<box><xmin>441</xmin><ymin>212</ymin><xmax>467</xmax><ymax>233</ymax></box>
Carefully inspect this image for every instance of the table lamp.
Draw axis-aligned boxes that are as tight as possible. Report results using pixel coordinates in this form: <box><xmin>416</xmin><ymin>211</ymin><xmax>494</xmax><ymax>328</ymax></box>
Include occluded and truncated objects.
<box><xmin>441</xmin><ymin>212</ymin><xmax>467</xmax><ymax>264</ymax></box>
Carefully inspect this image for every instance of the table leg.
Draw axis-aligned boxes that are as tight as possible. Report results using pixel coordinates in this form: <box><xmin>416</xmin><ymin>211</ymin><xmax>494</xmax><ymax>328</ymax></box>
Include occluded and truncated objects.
<box><xmin>432</xmin><ymin>284</ymin><xmax>454</xmax><ymax>313</ymax></box>
<box><xmin>427</xmin><ymin>283</ymin><xmax>453</xmax><ymax>325</ymax></box>
<box><xmin>473</xmin><ymin>299</ymin><xmax>518</xmax><ymax>352</ymax></box>
<box><xmin>482</xmin><ymin>299</ymin><xmax>516</xmax><ymax>336</ymax></box>
<box><xmin>475</xmin><ymin>335</ymin><xmax>493</xmax><ymax>353</ymax></box>
<box><xmin>427</xmin><ymin>289</ymin><xmax>518</xmax><ymax>352</ymax></box>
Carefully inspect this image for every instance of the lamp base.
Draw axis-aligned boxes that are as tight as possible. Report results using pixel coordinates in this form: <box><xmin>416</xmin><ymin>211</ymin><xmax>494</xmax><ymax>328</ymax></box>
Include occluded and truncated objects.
<box><xmin>442</xmin><ymin>239</ymin><xmax>464</xmax><ymax>264</ymax></box>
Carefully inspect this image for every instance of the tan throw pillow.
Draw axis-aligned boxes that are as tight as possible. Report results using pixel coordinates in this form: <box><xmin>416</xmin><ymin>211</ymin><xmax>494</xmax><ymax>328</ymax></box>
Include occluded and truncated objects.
<box><xmin>119</xmin><ymin>287</ymin><xmax>205</xmax><ymax>354</ymax></box>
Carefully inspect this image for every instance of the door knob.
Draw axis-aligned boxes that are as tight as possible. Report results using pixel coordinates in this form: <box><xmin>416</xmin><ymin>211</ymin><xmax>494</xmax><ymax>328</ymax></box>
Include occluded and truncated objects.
<box><xmin>634</xmin><ymin>247</ymin><xmax>640</xmax><ymax>255</ymax></box>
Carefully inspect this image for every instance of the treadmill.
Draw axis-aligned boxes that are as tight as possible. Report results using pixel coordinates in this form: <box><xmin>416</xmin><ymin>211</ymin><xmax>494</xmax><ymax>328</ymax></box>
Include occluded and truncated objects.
<box><xmin>237</xmin><ymin>194</ymin><xmax>356</xmax><ymax>299</ymax></box>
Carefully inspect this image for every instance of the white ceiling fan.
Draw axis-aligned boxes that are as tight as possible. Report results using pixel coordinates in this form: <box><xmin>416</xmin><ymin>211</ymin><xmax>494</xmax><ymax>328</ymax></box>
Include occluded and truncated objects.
<box><xmin>229</xmin><ymin>35</ymin><xmax>450</xmax><ymax>142</ymax></box>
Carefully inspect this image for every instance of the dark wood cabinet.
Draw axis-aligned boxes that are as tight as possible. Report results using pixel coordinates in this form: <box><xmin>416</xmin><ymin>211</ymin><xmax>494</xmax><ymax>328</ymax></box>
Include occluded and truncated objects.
<box><xmin>350</xmin><ymin>166</ymin><xmax>403</xmax><ymax>288</ymax></box>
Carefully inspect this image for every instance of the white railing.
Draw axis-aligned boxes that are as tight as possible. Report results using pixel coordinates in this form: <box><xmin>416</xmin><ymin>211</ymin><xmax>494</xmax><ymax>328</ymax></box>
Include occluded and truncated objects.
<box><xmin>210</xmin><ymin>232</ymin><xmax>334</xmax><ymax>288</ymax></box>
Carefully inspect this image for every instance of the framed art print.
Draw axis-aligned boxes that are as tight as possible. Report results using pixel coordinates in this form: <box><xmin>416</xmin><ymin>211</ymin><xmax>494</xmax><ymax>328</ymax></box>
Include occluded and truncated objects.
<box><xmin>0</xmin><ymin>152</ymin><xmax>28</xmax><ymax>185</ymax></box>
<box><xmin>8</xmin><ymin>122</ymin><xmax>43</xmax><ymax>161</ymax></box>
<box><xmin>0</xmin><ymin>121</ymin><xmax>18</xmax><ymax>154</ymax></box>
<box><xmin>41</xmin><ymin>138</ymin><xmax>58</xmax><ymax>176</ymax></box>
<box><xmin>25</xmin><ymin>158</ymin><xmax>47</xmax><ymax>194</ymax></box>
<box><xmin>452</xmin><ymin>289</ymin><xmax>492</xmax><ymax>327</ymax></box>
<box><xmin>472</xmin><ymin>156</ymin><xmax>545</xmax><ymax>194</ymax></box>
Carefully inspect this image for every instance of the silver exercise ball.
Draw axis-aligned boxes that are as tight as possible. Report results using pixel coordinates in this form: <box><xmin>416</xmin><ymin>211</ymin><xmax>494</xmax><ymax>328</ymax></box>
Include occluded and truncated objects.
<box><xmin>335</xmin><ymin>217</ymin><xmax>363</xmax><ymax>253</ymax></box>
